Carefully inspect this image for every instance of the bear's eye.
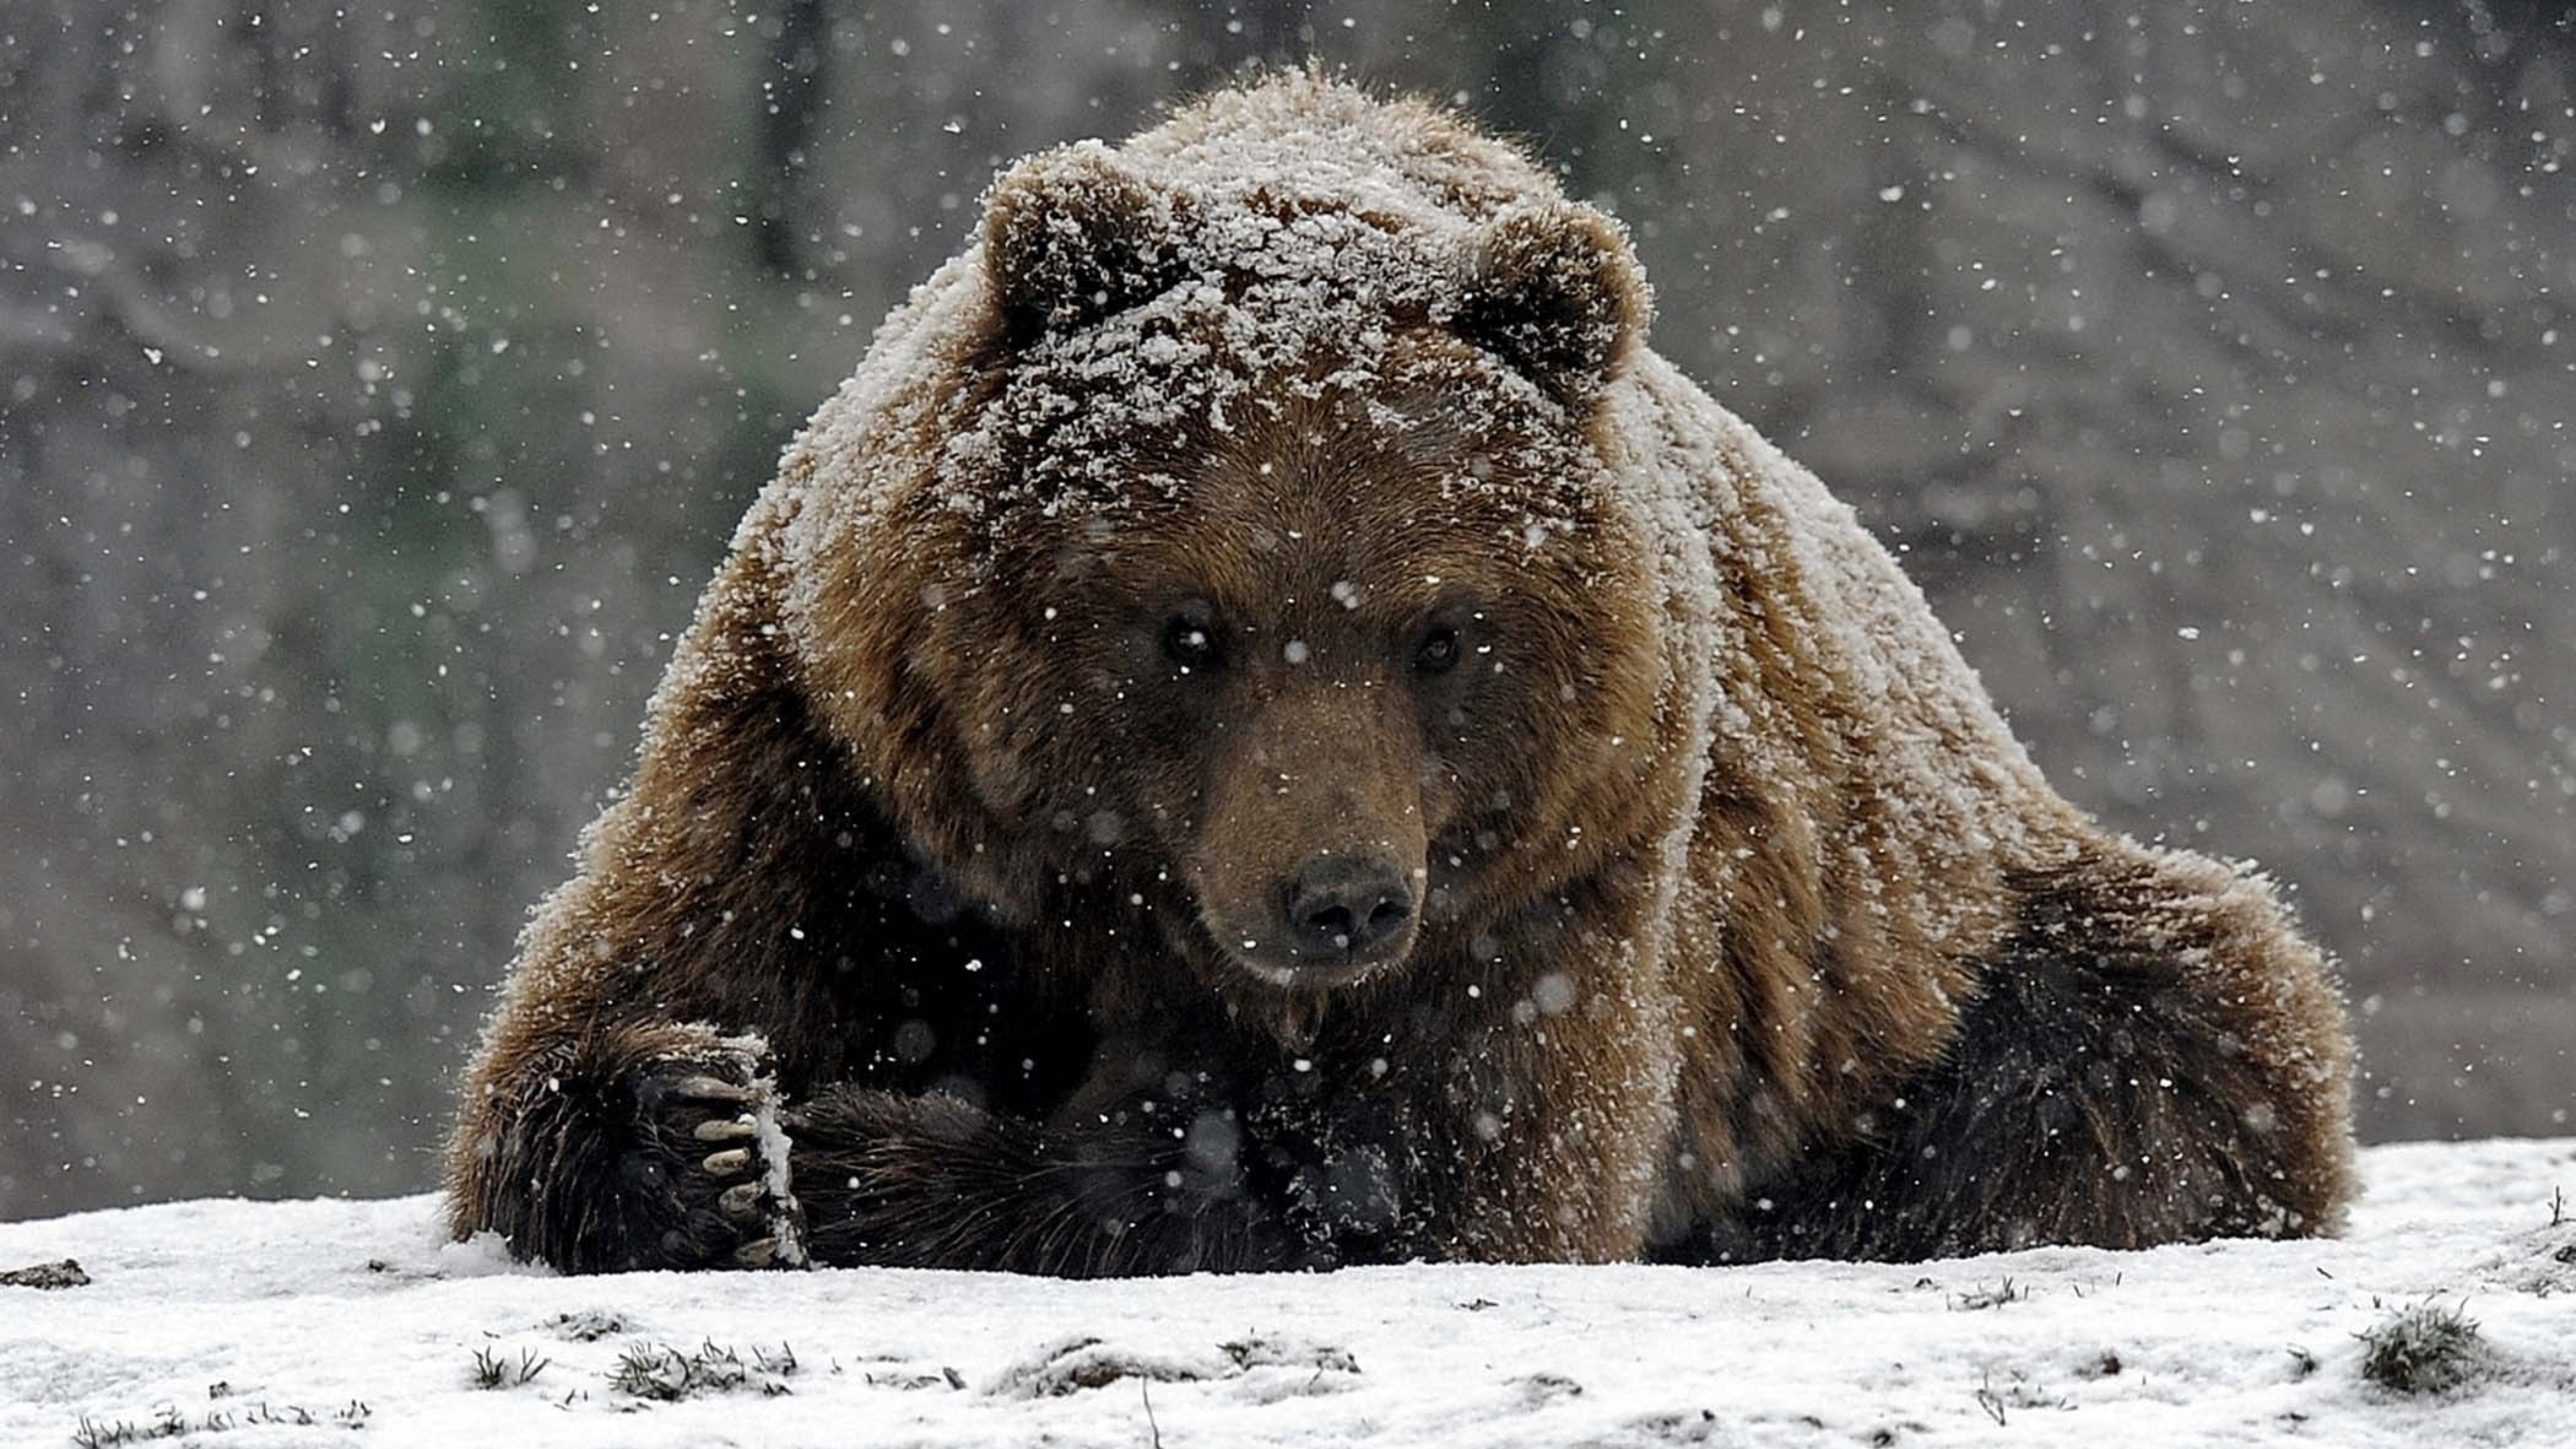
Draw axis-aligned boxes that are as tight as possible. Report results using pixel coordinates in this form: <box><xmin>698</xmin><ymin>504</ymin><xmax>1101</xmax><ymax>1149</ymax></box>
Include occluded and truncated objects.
<box><xmin>1414</xmin><ymin>625</ymin><xmax>1460</xmax><ymax>676</ymax></box>
<box><xmin>1163</xmin><ymin>614</ymin><xmax>1221</xmax><ymax>672</ymax></box>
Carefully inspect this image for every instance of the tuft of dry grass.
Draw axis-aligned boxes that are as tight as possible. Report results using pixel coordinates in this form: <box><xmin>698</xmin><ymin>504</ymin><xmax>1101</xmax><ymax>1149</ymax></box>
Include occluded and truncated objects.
<box><xmin>1951</xmin><ymin>1276</ymin><xmax>2026</xmax><ymax>1311</ymax></box>
<box><xmin>73</xmin><ymin>1400</ymin><xmax>366</xmax><ymax>1445</ymax></box>
<box><xmin>470</xmin><ymin>1345</ymin><xmax>550</xmax><ymax>1390</ymax></box>
<box><xmin>2356</xmin><ymin>1301</ymin><xmax>2486</xmax><ymax>1396</ymax></box>
<box><xmin>608</xmin><ymin>1340</ymin><xmax>798</xmax><ymax>1402</ymax></box>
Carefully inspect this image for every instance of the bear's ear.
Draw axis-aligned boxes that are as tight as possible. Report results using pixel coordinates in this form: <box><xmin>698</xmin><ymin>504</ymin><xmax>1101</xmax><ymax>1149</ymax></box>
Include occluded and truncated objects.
<box><xmin>1453</xmin><ymin>201</ymin><xmax>1651</xmax><ymax>404</ymax></box>
<box><xmin>980</xmin><ymin>143</ymin><xmax>1187</xmax><ymax>347</ymax></box>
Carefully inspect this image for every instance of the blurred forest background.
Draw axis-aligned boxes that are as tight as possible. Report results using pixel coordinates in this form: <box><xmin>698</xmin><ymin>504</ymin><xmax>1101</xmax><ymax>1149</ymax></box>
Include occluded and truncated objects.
<box><xmin>4</xmin><ymin>0</ymin><xmax>2572</xmax><ymax>1220</ymax></box>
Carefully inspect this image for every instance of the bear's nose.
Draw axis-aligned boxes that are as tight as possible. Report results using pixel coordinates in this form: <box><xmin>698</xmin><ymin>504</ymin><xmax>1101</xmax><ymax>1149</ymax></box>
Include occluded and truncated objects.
<box><xmin>1283</xmin><ymin>855</ymin><xmax>1416</xmax><ymax>963</ymax></box>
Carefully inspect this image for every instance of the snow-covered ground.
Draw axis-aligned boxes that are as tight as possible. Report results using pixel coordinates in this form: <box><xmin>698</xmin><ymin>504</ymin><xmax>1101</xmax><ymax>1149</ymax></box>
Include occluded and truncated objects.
<box><xmin>3</xmin><ymin>1140</ymin><xmax>2571</xmax><ymax>1448</ymax></box>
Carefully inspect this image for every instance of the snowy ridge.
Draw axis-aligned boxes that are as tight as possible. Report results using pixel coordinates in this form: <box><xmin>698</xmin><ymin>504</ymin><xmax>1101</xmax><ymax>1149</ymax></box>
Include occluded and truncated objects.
<box><xmin>2</xmin><ymin>1140</ymin><xmax>2570</xmax><ymax>1447</ymax></box>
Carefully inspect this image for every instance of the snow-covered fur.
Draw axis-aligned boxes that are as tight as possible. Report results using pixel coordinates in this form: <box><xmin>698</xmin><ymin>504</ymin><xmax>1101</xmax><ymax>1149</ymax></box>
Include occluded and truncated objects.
<box><xmin>445</xmin><ymin>72</ymin><xmax>2356</xmax><ymax>1274</ymax></box>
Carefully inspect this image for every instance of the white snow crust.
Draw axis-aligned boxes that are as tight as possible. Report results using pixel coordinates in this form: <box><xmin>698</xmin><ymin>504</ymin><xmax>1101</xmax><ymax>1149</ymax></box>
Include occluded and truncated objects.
<box><xmin>3</xmin><ymin>1139</ymin><xmax>2570</xmax><ymax>1447</ymax></box>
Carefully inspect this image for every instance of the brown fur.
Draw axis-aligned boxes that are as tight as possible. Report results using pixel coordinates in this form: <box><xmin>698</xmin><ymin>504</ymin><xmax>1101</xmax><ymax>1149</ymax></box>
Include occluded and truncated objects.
<box><xmin>444</xmin><ymin>73</ymin><xmax>2355</xmax><ymax>1275</ymax></box>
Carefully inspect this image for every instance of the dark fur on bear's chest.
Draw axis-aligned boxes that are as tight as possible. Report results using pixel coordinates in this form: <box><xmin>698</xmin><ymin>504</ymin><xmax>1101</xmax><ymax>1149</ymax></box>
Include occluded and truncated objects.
<box><xmin>831</xmin><ymin>872</ymin><xmax>1436</xmax><ymax>1266</ymax></box>
<box><xmin>772</xmin><ymin>819</ymin><xmax>1091</xmax><ymax>1119</ymax></box>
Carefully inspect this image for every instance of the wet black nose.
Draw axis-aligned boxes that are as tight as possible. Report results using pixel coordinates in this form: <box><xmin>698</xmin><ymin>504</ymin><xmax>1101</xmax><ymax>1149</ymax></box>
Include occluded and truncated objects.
<box><xmin>1283</xmin><ymin>856</ymin><xmax>1416</xmax><ymax>962</ymax></box>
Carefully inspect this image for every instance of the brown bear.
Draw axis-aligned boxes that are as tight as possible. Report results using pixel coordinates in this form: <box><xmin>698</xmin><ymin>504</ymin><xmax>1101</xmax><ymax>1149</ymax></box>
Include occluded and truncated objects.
<box><xmin>444</xmin><ymin>72</ymin><xmax>2356</xmax><ymax>1276</ymax></box>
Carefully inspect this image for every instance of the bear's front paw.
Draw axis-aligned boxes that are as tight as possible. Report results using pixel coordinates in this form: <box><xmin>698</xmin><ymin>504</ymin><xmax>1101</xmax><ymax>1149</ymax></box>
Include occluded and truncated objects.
<box><xmin>626</xmin><ymin>1044</ymin><xmax>805</xmax><ymax>1270</ymax></box>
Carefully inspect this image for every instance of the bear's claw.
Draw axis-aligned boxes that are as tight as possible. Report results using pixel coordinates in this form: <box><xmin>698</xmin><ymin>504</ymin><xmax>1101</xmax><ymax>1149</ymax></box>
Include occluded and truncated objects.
<box><xmin>673</xmin><ymin>1074</ymin><xmax>753</xmax><ymax>1103</ymax></box>
<box><xmin>624</xmin><ymin>1050</ymin><xmax>800</xmax><ymax>1270</ymax></box>
<box><xmin>718</xmin><ymin>1180</ymin><xmax>766</xmax><ymax>1221</ymax></box>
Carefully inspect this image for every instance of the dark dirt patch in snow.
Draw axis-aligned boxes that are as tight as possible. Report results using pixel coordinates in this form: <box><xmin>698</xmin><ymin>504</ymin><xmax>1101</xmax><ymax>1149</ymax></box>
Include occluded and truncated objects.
<box><xmin>0</xmin><ymin>1257</ymin><xmax>89</xmax><ymax>1289</ymax></box>
<box><xmin>549</xmin><ymin>1309</ymin><xmax>630</xmax><ymax>1342</ymax></box>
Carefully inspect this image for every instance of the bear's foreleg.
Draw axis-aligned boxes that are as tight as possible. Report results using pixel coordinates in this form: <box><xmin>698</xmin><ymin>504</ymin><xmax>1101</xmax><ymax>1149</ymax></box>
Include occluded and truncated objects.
<box><xmin>1675</xmin><ymin>856</ymin><xmax>2354</xmax><ymax>1262</ymax></box>
<box><xmin>446</xmin><ymin>1020</ymin><xmax>801</xmax><ymax>1273</ymax></box>
<box><xmin>782</xmin><ymin>1086</ymin><xmax>1313</xmax><ymax>1276</ymax></box>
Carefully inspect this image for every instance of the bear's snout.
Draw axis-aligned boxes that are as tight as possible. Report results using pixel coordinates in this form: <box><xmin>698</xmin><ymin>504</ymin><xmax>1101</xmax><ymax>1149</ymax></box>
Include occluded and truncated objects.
<box><xmin>1282</xmin><ymin>853</ymin><xmax>1416</xmax><ymax>967</ymax></box>
<box><xmin>1187</xmin><ymin>686</ymin><xmax>1432</xmax><ymax>989</ymax></box>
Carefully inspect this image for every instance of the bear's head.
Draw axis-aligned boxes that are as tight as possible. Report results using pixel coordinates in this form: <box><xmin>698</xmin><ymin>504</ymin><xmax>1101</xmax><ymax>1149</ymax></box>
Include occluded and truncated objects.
<box><xmin>787</xmin><ymin>142</ymin><xmax>1679</xmax><ymax>1019</ymax></box>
